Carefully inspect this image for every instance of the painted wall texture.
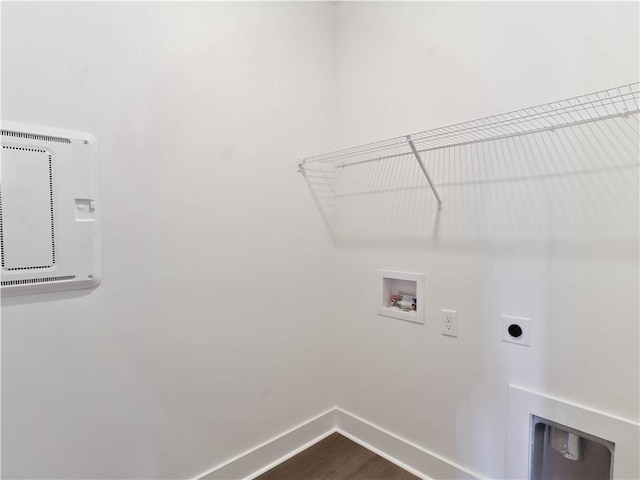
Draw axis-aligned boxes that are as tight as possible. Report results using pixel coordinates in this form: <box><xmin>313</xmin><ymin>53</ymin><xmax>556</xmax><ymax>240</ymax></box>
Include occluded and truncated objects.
<box><xmin>1</xmin><ymin>3</ymin><xmax>337</xmax><ymax>478</ymax></box>
<box><xmin>2</xmin><ymin>2</ymin><xmax>638</xmax><ymax>479</ymax></box>
<box><xmin>331</xmin><ymin>2</ymin><xmax>639</xmax><ymax>478</ymax></box>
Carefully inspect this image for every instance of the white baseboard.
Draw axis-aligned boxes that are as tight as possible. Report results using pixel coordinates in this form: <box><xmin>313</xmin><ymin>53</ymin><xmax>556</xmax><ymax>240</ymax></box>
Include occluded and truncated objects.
<box><xmin>335</xmin><ymin>408</ymin><xmax>480</xmax><ymax>480</ymax></box>
<box><xmin>196</xmin><ymin>408</ymin><xmax>337</xmax><ymax>480</ymax></box>
<box><xmin>195</xmin><ymin>407</ymin><xmax>479</xmax><ymax>480</ymax></box>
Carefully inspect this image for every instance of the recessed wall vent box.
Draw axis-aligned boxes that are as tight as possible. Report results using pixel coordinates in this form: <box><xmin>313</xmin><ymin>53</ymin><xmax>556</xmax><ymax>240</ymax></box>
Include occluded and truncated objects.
<box><xmin>378</xmin><ymin>270</ymin><xmax>424</xmax><ymax>324</ymax></box>
<box><xmin>531</xmin><ymin>416</ymin><xmax>614</xmax><ymax>480</ymax></box>
<box><xmin>1</xmin><ymin>121</ymin><xmax>101</xmax><ymax>296</ymax></box>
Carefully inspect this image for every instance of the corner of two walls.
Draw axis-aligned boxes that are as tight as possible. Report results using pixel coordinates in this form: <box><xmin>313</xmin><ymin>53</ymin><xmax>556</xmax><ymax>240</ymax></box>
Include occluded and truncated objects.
<box><xmin>1</xmin><ymin>2</ymin><xmax>638</xmax><ymax>479</ymax></box>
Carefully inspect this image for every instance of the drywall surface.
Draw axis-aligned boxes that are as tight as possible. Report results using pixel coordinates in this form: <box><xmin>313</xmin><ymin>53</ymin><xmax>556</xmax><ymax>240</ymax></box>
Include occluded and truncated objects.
<box><xmin>1</xmin><ymin>3</ymin><xmax>337</xmax><ymax>479</ymax></box>
<box><xmin>2</xmin><ymin>2</ymin><xmax>639</xmax><ymax>480</ymax></box>
<box><xmin>331</xmin><ymin>2</ymin><xmax>639</xmax><ymax>479</ymax></box>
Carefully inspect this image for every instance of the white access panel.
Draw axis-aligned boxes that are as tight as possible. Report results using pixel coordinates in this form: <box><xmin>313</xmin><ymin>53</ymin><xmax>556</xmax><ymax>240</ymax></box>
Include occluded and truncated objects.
<box><xmin>1</xmin><ymin>121</ymin><xmax>101</xmax><ymax>296</ymax></box>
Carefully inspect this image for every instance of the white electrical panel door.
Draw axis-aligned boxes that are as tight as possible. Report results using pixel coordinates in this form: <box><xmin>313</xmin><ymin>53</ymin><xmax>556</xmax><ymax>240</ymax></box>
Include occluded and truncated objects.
<box><xmin>1</xmin><ymin>122</ymin><xmax>101</xmax><ymax>296</ymax></box>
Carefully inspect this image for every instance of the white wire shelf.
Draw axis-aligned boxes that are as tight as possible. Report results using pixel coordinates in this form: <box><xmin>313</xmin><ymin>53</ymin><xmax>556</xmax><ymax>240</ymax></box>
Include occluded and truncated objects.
<box><xmin>301</xmin><ymin>83</ymin><xmax>639</xmax><ymax>167</ymax></box>
<box><xmin>299</xmin><ymin>82</ymin><xmax>639</xmax><ymax>213</ymax></box>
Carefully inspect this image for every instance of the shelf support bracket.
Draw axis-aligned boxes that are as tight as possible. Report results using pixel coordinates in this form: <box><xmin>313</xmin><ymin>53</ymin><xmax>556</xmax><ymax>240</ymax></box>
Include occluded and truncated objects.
<box><xmin>406</xmin><ymin>135</ymin><xmax>443</xmax><ymax>211</ymax></box>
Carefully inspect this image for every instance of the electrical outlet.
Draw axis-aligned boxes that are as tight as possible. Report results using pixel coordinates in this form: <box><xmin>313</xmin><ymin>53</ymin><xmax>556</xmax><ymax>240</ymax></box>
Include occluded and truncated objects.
<box><xmin>441</xmin><ymin>309</ymin><xmax>457</xmax><ymax>337</ymax></box>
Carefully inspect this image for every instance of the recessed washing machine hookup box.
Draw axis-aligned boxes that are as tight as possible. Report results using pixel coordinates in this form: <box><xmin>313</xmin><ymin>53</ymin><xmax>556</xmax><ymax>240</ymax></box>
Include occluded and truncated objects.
<box><xmin>1</xmin><ymin>121</ymin><xmax>101</xmax><ymax>296</ymax></box>
<box><xmin>377</xmin><ymin>270</ymin><xmax>425</xmax><ymax>324</ymax></box>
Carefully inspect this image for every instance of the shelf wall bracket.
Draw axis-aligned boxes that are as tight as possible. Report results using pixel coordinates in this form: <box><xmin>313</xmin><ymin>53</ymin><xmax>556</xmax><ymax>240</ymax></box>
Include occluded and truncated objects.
<box><xmin>406</xmin><ymin>135</ymin><xmax>443</xmax><ymax>211</ymax></box>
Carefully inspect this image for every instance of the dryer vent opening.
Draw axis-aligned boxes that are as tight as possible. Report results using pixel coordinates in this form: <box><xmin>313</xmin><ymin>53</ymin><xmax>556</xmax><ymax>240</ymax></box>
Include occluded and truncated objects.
<box><xmin>531</xmin><ymin>416</ymin><xmax>614</xmax><ymax>480</ymax></box>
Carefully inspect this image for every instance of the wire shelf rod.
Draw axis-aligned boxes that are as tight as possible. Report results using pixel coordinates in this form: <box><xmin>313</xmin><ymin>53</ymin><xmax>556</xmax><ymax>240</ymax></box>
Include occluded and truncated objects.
<box><xmin>333</xmin><ymin>107</ymin><xmax>639</xmax><ymax>170</ymax></box>
<box><xmin>300</xmin><ymin>82</ymin><xmax>639</xmax><ymax>167</ymax></box>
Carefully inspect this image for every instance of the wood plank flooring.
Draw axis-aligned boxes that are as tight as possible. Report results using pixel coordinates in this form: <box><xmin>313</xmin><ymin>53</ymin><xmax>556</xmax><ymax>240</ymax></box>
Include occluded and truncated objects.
<box><xmin>255</xmin><ymin>433</ymin><xmax>420</xmax><ymax>480</ymax></box>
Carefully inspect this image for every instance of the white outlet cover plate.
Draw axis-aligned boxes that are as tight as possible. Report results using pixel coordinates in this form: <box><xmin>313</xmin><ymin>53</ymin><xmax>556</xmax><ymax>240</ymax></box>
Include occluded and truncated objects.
<box><xmin>502</xmin><ymin>315</ymin><xmax>531</xmax><ymax>346</ymax></box>
<box><xmin>441</xmin><ymin>309</ymin><xmax>457</xmax><ymax>337</ymax></box>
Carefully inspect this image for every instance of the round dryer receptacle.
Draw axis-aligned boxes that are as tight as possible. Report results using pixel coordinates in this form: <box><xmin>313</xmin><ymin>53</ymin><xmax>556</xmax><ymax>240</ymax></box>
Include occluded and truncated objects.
<box><xmin>508</xmin><ymin>324</ymin><xmax>523</xmax><ymax>338</ymax></box>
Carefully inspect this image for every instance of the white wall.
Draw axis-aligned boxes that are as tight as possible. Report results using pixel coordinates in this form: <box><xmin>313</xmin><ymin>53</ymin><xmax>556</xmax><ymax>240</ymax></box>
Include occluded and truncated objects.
<box><xmin>2</xmin><ymin>2</ymin><xmax>638</xmax><ymax>480</ymax></box>
<box><xmin>1</xmin><ymin>3</ymin><xmax>337</xmax><ymax>479</ymax></box>
<box><xmin>332</xmin><ymin>2</ymin><xmax>639</xmax><ymax>478</ymax></box>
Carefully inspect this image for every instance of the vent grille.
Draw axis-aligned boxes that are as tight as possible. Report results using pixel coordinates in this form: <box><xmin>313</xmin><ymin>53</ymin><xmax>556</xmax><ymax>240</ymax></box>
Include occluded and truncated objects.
<box><xmin>0</xmin><ymin>146</ymin><xmax>56</xmax><ymax>270</ymax></box>
<box><xmin>0</xmin><ymin>183</ymin><xmax>3</xmax><ymax>270</ymax></box>
<box><xmin>1</xmin><ymin>129</ymin><xmax>71</xmax><ymax>144</ymax></box>
<box><xmin>2</xmin><ymin>275</ymin><xmax>76</xmax><ymax>286</ymax></box>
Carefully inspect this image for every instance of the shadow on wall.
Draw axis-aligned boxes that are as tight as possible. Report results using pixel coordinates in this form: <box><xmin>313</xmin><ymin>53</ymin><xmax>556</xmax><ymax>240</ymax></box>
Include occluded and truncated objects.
<box><xmin>301</xmin><ymin>114</ymin><xmax>639</xmax><ymax>256</ymax></box>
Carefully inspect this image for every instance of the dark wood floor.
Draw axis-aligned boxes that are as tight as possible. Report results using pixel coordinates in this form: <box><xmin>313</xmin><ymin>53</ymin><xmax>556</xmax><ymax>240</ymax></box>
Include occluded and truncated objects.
<box><xmin>255</xmin><ymin>433</ymin><xmax>420</xmax><ymax>480</ymax></box>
